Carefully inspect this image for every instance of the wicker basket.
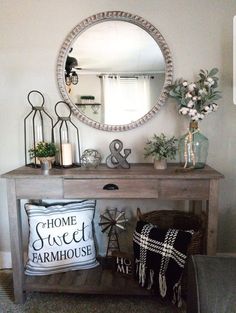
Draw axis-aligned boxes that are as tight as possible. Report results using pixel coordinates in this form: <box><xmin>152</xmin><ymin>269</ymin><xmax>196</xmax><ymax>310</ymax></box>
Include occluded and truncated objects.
<box><xmin>137</xmin><ymin>208</ymin><xmax>206</xmax><ymax>255</ymax></box>
<box><xmin>137</xmin><ymin>208</ymin><xmax>206</xmax><ymax>295</ymax></box>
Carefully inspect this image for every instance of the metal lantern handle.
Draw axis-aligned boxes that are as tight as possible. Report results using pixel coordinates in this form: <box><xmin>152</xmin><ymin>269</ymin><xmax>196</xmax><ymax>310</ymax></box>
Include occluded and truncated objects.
<box><xmin>27</xmin><ymin>90</ymin><xmax>45</xmax><ymax>108</ymax></box>
<box><xmin>54</xmin><ymin>101</ymin><xmax>72</xmax><ymax>119</ymax></box>
<box><xmin>24</xmin><ymin>90</ymin><xmax>53</xmax><ymax>167</ymax></box>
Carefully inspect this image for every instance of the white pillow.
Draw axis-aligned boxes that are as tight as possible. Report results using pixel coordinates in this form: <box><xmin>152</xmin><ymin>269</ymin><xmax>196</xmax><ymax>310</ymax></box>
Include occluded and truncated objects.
<box><xmin>41</xmin><ymin>199</ymin><xmax>83</xmax><ymax>205</ymax></box>
<box><xmin>25</xmin><ymin>200</ymin><xmax>99</xmax><ymax>275</ymax></box>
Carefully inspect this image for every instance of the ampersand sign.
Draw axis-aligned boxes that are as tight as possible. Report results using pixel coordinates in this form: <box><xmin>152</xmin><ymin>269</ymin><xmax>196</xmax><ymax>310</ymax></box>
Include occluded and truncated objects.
<box><xmin>106</xmin><ymin>139</ymin><xmax>131</xmax><ymax>169</ymax></box>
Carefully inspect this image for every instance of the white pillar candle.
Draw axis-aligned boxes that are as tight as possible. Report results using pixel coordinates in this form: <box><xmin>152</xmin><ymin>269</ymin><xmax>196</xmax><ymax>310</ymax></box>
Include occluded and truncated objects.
<box><xmin>35</xmin><ymin>157</ymin><xmax>41</xmax><ymax>165</ymax></box>
<box><xmin>36</xmin><ymin>125</ymin><xmax>42</xmax><ymax>142</ymax></box>
<box><xmin>61</xmin><ymin>143</ymin><xmax>72</xmax><ymax>166</ymax></box>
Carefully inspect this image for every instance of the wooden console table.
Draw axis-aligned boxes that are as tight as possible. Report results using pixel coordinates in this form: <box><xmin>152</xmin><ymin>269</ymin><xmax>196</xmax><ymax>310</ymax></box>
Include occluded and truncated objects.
<box><xmin>2</xmin><ymin>163</ymin><xmax>223</xmax><ymax>303</ymax></box>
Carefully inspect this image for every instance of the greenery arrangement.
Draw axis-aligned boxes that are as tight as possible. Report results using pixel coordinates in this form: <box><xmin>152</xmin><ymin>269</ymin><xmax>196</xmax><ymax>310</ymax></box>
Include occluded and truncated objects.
<box><xmin>144</xmin><ymin>133</ymin><xmax>177</xmax><ymax>160</ymax></box>
<box><xmin>80</xmin><ymin>95</ymin><xmax>95</xmax><ymax>100</ymax></box>
<box><xmin>168</xmin><ymin>68</ymin><xmax>222</xmax><ymax>121</ymax></box>
<box><xmin>29</xmin><ymin>142</ymin><xmax>57</xmax><ymax>158</ymax></box>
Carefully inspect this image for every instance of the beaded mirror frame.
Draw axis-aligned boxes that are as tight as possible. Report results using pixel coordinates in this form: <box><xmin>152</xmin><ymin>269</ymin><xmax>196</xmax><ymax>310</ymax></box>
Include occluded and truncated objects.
<box><xmin>56</xmin><ymin>11</ymin><xmax>173</xmax><ymax>131</ymax></box>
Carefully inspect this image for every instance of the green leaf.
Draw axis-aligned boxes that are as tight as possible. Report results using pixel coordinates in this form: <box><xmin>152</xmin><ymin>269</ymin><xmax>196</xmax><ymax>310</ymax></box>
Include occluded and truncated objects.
<box><xmin>199</xmin><ymin>73</ymin><xmax>205</xmax><ymax>80</ymax></box>
<box><xmin>209</xmin><ymin>68</ymin><xmax>219</xmax><ymax>76</ymax></box>
<box><xmin>212</xmin><ymin>94</ymin><xmax>222</xmax><ymax>100</ymax></box>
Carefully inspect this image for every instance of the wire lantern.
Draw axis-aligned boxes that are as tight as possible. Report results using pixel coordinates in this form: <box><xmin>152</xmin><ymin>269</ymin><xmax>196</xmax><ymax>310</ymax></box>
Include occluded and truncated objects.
<box><xmin>52</xmin><ymin>101</ymin><xmax>81</xmax><ymax>167</ymax></box>
<box><xmin>24</xmin><ymin>90</ymin><xmax>53</xmax><ymax>167</ymax></box>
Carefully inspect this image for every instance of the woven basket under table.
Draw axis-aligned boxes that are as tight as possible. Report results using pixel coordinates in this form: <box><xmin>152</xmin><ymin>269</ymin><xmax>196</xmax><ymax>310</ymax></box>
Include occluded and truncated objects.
<box><xmin>137</xmin><ymin>208</ymin><xmax>206</xmax><ymax>295</ymax></box>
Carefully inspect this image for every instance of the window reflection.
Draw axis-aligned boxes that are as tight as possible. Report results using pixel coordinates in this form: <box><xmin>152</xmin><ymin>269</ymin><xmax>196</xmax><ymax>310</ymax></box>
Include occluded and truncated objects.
<box><xmin>101</xmin><ymin>75</ymin><xmax>151</xmax><ymax>124</ymax></box>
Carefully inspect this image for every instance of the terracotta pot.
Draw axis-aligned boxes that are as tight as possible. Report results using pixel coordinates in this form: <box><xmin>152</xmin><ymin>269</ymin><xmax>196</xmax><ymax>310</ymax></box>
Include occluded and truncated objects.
<box><xmin>154</xmin><ymin>158</ymin><xmax>167</xmax><ymax>170</ymax></box>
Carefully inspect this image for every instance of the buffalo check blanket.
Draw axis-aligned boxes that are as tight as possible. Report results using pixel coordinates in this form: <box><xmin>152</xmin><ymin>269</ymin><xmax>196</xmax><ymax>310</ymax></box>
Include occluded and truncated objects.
<box><xmin>133</xmin><ymin>220</ymin><xmax>193</xmax><ymax>307</ymax></box>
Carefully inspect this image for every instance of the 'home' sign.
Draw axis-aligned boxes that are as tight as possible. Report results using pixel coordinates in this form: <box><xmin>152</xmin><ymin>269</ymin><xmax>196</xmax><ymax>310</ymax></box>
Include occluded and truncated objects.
<box><xmin>113</xmin><ymin>252</ymin><xmax>133</xmax><ymax>275</ymax></box>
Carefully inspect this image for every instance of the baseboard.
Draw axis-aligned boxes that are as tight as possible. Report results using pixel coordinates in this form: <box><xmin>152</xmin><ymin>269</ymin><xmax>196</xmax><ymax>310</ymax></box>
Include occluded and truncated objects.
<box><xmin>0</xmin><ymin>251</ymin><xmax>12</xmax><ymax>269</ymax></box>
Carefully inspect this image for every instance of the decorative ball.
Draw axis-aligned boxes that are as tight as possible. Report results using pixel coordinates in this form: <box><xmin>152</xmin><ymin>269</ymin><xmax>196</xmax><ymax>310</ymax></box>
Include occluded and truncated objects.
<box><xmin>81</xmin><ymin>149</ymin><xmax>102</xmax><ymax>168</ymax></box>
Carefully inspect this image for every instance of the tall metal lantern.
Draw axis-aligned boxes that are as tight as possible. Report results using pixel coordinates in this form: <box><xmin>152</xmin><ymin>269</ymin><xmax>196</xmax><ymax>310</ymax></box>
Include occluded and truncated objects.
<box><xmin>52</xmin><ymin>101</ymin><xmax>81</xmax><ymax>167</ymax></box>
<box><xmin>24</xmin><ymin>90</ymin><xmax>53</xmax><ymax>167</ymax></box>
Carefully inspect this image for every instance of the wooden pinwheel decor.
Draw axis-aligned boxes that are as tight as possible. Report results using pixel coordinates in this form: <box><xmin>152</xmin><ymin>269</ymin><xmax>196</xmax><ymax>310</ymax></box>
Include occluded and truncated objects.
<box><xmin>99</xmin><ymin>208</ymin><xmax>128</xmax><ymax>257</ymax></box>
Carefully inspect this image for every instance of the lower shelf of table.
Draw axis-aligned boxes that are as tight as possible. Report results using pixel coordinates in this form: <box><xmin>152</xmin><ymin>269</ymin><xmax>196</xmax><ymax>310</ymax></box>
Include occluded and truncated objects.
<box><xmin>24</xmin><ymin>265</ymin><xmax>152</xmax><ymax>296</ymax></box>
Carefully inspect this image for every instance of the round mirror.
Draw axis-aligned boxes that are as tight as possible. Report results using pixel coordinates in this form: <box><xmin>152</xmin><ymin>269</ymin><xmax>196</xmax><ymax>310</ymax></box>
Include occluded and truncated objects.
<box><xmin>57</xmin><ymin>11</ymin><xmax>173</xmax><ymax>131</ymax></box>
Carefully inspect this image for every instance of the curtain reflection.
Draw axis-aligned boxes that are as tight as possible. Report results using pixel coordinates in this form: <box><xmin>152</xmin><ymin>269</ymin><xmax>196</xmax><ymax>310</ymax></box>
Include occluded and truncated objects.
<box><xmin>101</xmin><ymin>75</ymin><xmax>151</xmax><ymax>124</ymax></box>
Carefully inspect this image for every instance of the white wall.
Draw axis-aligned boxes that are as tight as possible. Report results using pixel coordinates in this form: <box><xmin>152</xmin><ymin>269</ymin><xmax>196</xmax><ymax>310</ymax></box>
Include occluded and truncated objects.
<box><xmin>0</xmin><ymin>0</ymin><xmax>236</xmax><ymax>267</ymax></box>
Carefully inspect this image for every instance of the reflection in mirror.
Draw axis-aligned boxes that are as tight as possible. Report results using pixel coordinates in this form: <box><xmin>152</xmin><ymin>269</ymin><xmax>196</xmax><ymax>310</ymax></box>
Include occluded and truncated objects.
<box><xmin>57</xmin><ymin>11</ymin><xmax>173</xmax><ymax>131</ymax></box>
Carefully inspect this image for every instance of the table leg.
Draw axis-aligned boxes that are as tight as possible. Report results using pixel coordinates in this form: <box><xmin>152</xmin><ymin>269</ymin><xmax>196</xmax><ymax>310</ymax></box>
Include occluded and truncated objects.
<box><xmin>189</xmin><ymin>200</ymin><xmax>208</xmax><ymax>253</ymax></box>
<box><xmin>7</xmin><ymin>179</ymin><xmax>25</xmax><ymax>303</ymax></box>
<box><xmin>207</xmin><ymin>179</ymin><xmax>219</xmax><ymax>255</ymax></box>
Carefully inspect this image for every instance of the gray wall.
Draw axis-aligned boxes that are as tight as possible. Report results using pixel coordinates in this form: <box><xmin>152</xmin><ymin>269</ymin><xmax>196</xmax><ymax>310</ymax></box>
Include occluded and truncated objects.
<box><xmin>0</xmin><ymin>0</ymin><xmax>235</xmax><ymax>266</ymax></box>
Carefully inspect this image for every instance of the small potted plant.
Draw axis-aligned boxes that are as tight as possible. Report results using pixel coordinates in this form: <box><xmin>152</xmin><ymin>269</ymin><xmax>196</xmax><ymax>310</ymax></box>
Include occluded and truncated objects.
<box><xmin>29</xmin><ymin>141</ymin><xmax>57</xmax><ymax>170</ymax></box>
<box><xmin>144</xmin><ymin>133</ymin><xmax>177</xmax><ymax>169</ymax></box>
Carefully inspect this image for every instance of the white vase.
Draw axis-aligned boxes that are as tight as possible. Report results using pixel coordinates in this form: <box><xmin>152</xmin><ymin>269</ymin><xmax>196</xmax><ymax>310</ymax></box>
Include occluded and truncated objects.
<box><xmin>154</xmin><ymin>158</ymin><xmax>167</xmax><ymax>170</ymax></box>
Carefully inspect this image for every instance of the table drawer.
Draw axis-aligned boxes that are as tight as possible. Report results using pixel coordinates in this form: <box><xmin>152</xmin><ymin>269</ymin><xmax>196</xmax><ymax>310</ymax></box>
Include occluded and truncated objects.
<box><xmin>16</xmin><ymin>179</ymin><xmax>63</xmax><ymax>199</ymax></box>
<box><xmin>64</xmin><ymin>179</ymin><xmax>158</xmax><ymax>199</ymax></box>
<box><xmin>159</xmin><ymin>179</ymin><xmax>209</xmax><ymax>200</ymax></box>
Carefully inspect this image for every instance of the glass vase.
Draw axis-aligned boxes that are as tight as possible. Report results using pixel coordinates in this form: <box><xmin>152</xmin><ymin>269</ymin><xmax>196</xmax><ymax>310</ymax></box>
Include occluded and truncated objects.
<box><xmin>178</xmin><ymin>121</ymin><xmax>209</xmax><ymax>169</ymax></box>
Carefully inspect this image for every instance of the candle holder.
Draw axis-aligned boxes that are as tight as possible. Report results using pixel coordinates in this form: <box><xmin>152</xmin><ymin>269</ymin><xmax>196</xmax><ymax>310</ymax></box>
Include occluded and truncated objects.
<box><xmin>24</xmin><ymin>90</ymin><xmax>54</xmax><ymax>167</ymax></box>
<box><xmin>52</xmin><ymin>101</ymin><xmax>81</xmax><ymax>168</ymax></box>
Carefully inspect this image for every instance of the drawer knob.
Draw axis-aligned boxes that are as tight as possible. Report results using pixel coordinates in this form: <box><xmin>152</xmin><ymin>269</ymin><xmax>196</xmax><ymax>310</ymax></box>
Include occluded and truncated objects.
<box><xmin>103</xmin><ymin>183</ymin><xmax>119</xmax><ymax>190</ymax></box>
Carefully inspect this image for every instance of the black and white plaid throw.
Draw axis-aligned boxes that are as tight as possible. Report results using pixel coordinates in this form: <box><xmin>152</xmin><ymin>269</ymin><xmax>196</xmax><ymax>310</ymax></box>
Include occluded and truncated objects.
<box><xmin>133</xmin><ymin>220</ymin><xmax>193</xmax><ymax>307</ymax></box>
